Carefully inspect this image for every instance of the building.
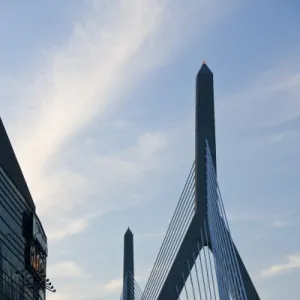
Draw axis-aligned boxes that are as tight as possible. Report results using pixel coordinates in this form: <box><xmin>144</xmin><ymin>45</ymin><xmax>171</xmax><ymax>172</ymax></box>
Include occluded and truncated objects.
<box><xmin>0</xmin><ymin>118</ymin><xmax>48</xmax><ymax>300</ymax></box>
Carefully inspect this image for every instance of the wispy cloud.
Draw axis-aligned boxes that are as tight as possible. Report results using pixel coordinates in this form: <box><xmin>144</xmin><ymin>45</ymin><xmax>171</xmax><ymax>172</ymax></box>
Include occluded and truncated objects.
<box><xmin>100</xmin><ymin>278</ymin><xmax>123</xmax><ymax>292</ymax></box>
<box><xmin>12</xmin><ymin>0</ymin><xmax>169</xmax><ymax>206</ymax></box>
<box><xmin>227</xmin><ymin>210</ymin><xmax>297</xmax><ymax>228</ymax></box>
<box><xmin>270</xmin><ymin>220</ymin><xmax>291</xmax><ymax>228</ymax></box>
<box><xmin>218</xmin><ymin>63</ymin><xmax>300</xmax><ymax>144</ymax></box>
<box><xmin>47</xmin><ymin>294</ymin><xmax>72</xmax><ymax>300</ymax></box>
<box><xmin>0</xmin><ymin>1</ymin><xmax>245</xmax><ymax>299</ymax></box>
<box><xmin>261</xmin><ymin>253</ymin><xmax>300</xmax><ymax>277</ymax></box>
<box><xmin>98</xmin><ymin>274</ymin><xmax>146</xmax><ymax>296</ymax></box>
<box><xmin>5</xmin><ymin>0</ymin><xmax>173</xmax><ymax>240</ymax></box>
<box><xmin>42</xmin><ymin>130</ymin><xmax>168</xmax><ymax>241</ymax></box>
<box><xmin>47</xmin><ymin>218</ymin><xmax>89</xmax><ymax>241</ymax></box>
<box><xmin>270</xmin><ymin>220</ymin><xmax>297</xmax><ymax>229</ymax></box>
<box><xmin>47</xmin><ymin>261</ymin><xmax>87</xmax><ymax>278</ymax></box>
<box><xmin>0</xmin><ymin>0</ymin><xmax>235</xmax><ymax>244</ymax></box>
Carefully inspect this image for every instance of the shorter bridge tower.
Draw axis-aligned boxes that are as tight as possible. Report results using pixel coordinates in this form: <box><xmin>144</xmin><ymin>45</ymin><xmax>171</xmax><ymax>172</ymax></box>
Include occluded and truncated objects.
<box><xmin>123</xmin><ymin>228</ymin><xmax>134</xmax><ymax>300</ymax></box>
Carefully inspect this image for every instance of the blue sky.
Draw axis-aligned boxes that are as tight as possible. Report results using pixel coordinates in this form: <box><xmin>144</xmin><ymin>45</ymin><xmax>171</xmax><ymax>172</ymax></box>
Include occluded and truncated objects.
<box><xmin>0</xmin><ymin>0</ymin><xmax>300</xmax><ymax>299</ymax></box>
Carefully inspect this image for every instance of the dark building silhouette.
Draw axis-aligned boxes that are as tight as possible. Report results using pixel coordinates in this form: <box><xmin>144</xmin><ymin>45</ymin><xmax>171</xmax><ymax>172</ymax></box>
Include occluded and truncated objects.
<box><xmin>123</xmin><ymin>228</ymin><xmax>134</xmax><ymax>300</ymax></box>
<box><xmin>0</xmin><ymin>118</ymin><xmax>48</xmax><ymax>300</ymax></box>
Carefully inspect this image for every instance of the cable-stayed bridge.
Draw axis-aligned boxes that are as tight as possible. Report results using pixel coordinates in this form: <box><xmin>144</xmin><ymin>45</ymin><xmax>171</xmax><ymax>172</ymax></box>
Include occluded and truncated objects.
<box><xmin>120</xmin><ymin>63</ymin><xmax>261</xmax><ymax>300</ymax></box>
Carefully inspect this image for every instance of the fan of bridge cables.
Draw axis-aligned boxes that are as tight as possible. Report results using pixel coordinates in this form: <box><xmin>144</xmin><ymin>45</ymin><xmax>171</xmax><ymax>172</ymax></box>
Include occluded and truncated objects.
<box><xmin>141</xmin><ymin>162</ymin><xmax>197</xmax><ymax>300</ymax></box>
<box><xmin>139</xmin><ymin>140</ymin><xmax>249</xmax><ymax>300</ymax></box>
<box><xmin>205</xmin><ymin>141</ymin><xmax>249</xmax><ymax>300</ymax></box>
<box><xmin>171</xmin><ymin>143</ymin><xmax>250</xmax><ymax>300</ymax></box>
<box><xmin>175</xmin><ymin>244</ymin><xmax>219</xmax><ymax>300</ymax></box>
<box><xmin>120</xmin><ymin>271</ymin><xmax>144</xmax><ymax>300</ymax></box>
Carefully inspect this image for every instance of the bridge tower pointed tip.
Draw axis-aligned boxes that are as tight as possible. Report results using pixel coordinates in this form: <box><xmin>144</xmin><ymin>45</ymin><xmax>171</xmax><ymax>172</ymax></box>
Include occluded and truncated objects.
<box><xmin>197</xmin><ymin>61</ymin><xmax>213</xmax><ymax>76</ymax></box>
<box><xmin>125</xmin><ymin>227</ymin><xmax>133</xmax><ymax>236</ymax></box>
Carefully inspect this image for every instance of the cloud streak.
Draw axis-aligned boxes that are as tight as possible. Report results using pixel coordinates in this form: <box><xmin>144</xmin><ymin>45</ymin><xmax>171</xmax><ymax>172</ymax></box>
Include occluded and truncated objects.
<box><xmin>261</xmin><ymin>253</ymin><xmax>300</xmax><ymax>277</ymax></box>
<box><xmin>0</xmin><ymin>1</ymin><xmax>249</xmax><ymax>299</ymax></box>
<box><xmin>4</xmin><ymin>0</ymin><xmax>174</xmax><ymax>241</ymax></box>
<box><xmin>218</xmin><ymin>64</ymin><xmax>300</xmax><ymax>137</ymax></box>
<box><xmin>47</xmin><ymin>261</ymin><xmax>87</xmax><ymax>278</ymax></box>
<box><xmin>0</xmin><ymin>0</ymin><xmax>235</xmax><ymax>244</ymax></box>
<box><xmin>44</xmin><ymin>130</ymin><xmax>168</xmax><ymax>241</ymax></box>
<box><xmin>13</xmin><ymin>0</ymin><xmax>167</xmax><ymax>197</ymax></box>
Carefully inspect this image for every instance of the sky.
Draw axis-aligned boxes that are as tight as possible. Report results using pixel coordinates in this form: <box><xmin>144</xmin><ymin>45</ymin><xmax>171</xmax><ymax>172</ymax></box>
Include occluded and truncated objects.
<box><xmin>0</xmin><ymin>0</ymin><xmax>300</xmax><ymax>299</ymax></box>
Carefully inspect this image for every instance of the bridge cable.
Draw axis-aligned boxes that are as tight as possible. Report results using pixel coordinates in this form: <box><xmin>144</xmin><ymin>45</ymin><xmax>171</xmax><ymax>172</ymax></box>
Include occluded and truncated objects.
<box><xmin>176</xmin><ymin>286</ymin><xmax>181</xmax><ymax>300</ymax></box>
<box><xmin>204</xmin><ymin>221</ymin><xmax>217</xmax><ymax>300</ymax></box>
<box><xmin>207</xmin><ymin>153</ymin><xmax>235</xmax><ymax>298</ymax></box>
<box><xmin>206</xmin><ymin>142</ymin><xmax>239</xmax><ymax>298</ymax></box>
<box><xmin>217</xmin><ymin>181</ymin><xmax>248</xmax><ymax>300</ymax></box>
<box><xmin>145</xmin><ymin>188</ymin><xmax>195</xmax><ymax>300</ymax></box>
<box><xmin>143</xmin><ymin>175</ymin><xmax>194</xmax><ymax>298</ymax></box>
<box><xmin>144</xmin><ymin>189</ymin><xmax>195</xmax><ymax>300</ymax></box>
<box><xmin>182</xmin><ymin>272</ymin><xmax>190</xmax><ymax>300</ymax></box>
<box><xmin>192</xmin><ymin>251</ymin><xmax>203</xmax><ymax>300</ymax></box>
<box><xmin>187</xmin><ymin>260</ymin><xmax>197</xmax><ymax>300</ymax></box>
<box><xmin>197</xmin><ymin>241</ymin><xmax>208</xmax><ymax>300</ymax></box>
<box><xmin>142</xmin><ymin>163</ymin><xmax>195</xmax><ymax>300</ymax></box>
<box><xmin>209</xmin><ymin>169</ymin><xmax>237</xmax><ymax>299</ymax></box>
<box><xmin>200</xmin><ymin>230</ymin><xmax>213</xmax><ymax>300</ymax></box>
<box><xmin>208</xmin><ymin>186</ymin><xmax>231</xmax><ymax>300</ymax></box>
<box><xmin>206</xmin><ymin>142</ymin><xmax>247</xmax><ymax>299</ymax></box>
<box><xmin>122</xmin><ymin>271</ymin><xmax>144</xmax><ymax>300</ymax></box>
<box><xmin>206</xmin><ymin>157</ymin><xmax>230</xmax><ymax>300</ymax></box>
<box><xmin>131</xmin><ymin>272</ymin><xmax>143</xmax><ymax>299</ymax></box>
<box><xmin>206</xmin><ymin>218</ymin><xmax>226</xmax><ymax>300</ymax></box>
<box><xmin>143</xmin><ymin>168</ymin><xmax>196</xmax><ymax>300</ymax></box>
<box><xmin>207</xmin><ymin>152</ymin><xmax>246</xmax><ymax>300</ymax></box>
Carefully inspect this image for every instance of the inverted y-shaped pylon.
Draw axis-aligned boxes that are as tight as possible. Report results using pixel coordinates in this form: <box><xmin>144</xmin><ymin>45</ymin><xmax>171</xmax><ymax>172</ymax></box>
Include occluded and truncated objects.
<box><xmin>141</xmin><ymin>63</ymin><xmax>261</xmax><ymax>300</ymax></box>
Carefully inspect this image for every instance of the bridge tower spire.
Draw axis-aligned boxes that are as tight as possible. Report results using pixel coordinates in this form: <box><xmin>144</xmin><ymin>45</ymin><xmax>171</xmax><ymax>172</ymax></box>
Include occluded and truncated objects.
<box><xmin>195</xmin><ymin>62</ymin><xmax>217</xmax><ymax>214</ymax></box>
<box><xmin>153</xmin><ymin>62</ymin><xmax>261</xmax><ymax>300</ymax></box>
<box><xmin>123</xmin><ymin>227</ymin><xmax>134</xmax><ymax>300</ymax></box>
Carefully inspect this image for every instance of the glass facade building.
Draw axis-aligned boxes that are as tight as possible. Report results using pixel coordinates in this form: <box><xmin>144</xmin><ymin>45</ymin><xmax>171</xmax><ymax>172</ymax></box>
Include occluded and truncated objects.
<box><xmin>0</xmin><ymin>119</ymin><xmax>47</xmax><ymax>300</ymax></box>
<box><xmin>0</xmin><ymin>167</ymin><xmax>47</xmax><ymax>300</ymax></box>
